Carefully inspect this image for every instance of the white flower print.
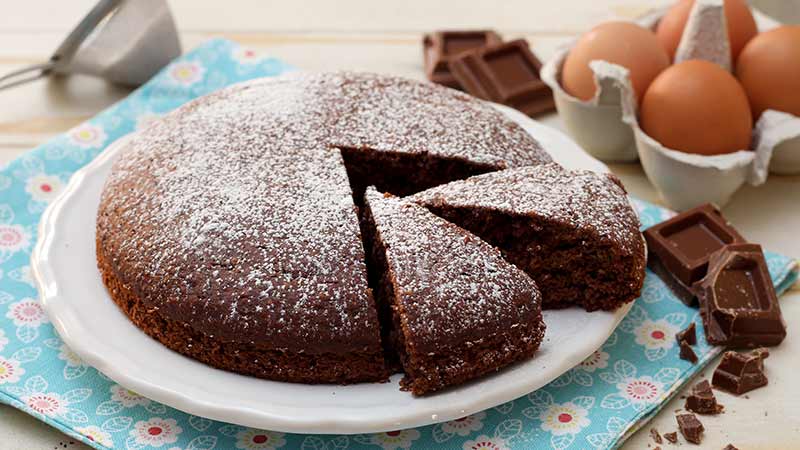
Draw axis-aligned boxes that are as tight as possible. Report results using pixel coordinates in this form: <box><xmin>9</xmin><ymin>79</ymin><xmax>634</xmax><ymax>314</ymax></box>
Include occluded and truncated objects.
<box><xmin>441</xmin><ymin>411</ymin><xmax>486</xmax><ymax>436</ymax></box>
<box><xmin>25</xmin><ymin>174</ymin><xmax>62</xmax><ymax>203</ymax></box>
<box><xmin>130</xmin><ymin>417</ymin><xmax>182</xmax><ymax>447</ymax></box>
<box><xmin>235</xmin><ymin>428</ymin><xmax>286</xmax><ymax>450</ymax></box>
<box><xmin>232</xmin><ymin>47</ymin><xmax>267</xmax><ymax>65</ymax></box>
<box><xmin>370</xmin><ymin>429</ymin><xmax>421</xmax><ymax>450</ymax></box>
<box><xmin>634</xmin><ymin>319</ymin><xmax>679</xmax><ymax>350</ymax></box>
<box><xmin>76</xmin><ymin>425</ymin><xmax>114</xmax><ymax>448</ymax></box>
<box><xmin>135</xmin><ymin>112</ymin><xmax>163</xmax><ymax>131</ymax></box>
<box><xmin>600</xmin><ymin>360</ymin><xmax>680</xmax><ymax>412</ymax></box>
<box><xmin>462</xmin><ymin>435</ymin><xmax>509</xmax><ymax>450</ymax></box>
<box><xmin>6</xmin><ymin>299</ymin><xmax>48</xmax><ymax>327</ymax></box>
<box><xmin>168</xmin><ymin>61</ymin><xmax>205</xmax><ymax>86</ymax></box>
<box><xmin>539</xmin><ymin>401</ymin><xmax>591</xmax><ymax>436</ymax></box>
<box><xmin>57</xmin><ymin>343</ymin><xmax>83</xmax><ymax>367</ymax></box>
<box><xmin>578</xmin><ymin>350</ymin><xmax>609</xmax><ymax>373</ymax></box>
<box><xmin>617</xmin><ymin>376</ymin><xmax>662</xmax><ymax>406</ymax></box>
<box><xmin>0</xmin><ymin>224</ymin><xmax>30</xmax><ymax>254</ymax></box>
<box><xmin>24</xmin><ymin>392</ymin><xmax>66</xmax><ymax>416</ymax></box>
<box><xmin>111</xmin><ymin>384</ymin><xmax>150</xmax><ymax>407</ymax></box>
<box><xmin>0</xmin><ymin>329</ymin><xmax>8</xmax><ymax>351</ymax></box>
<box><xmin>8</xmin><ymin>265</ymin><xmax>35</xmax><ymax>287</ymax></box>
<box><xmin>67</xmin><ymin>123</ymin><xmax>107</xmax><ymax>149</ymax></box>
<box><xmin>0</xmin><ymin>356</ymin><xmax>24</xmax><ymax>384</ymax></box>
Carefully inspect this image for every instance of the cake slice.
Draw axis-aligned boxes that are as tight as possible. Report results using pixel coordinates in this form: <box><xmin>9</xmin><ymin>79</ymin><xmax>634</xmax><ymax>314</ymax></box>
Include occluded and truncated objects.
<box><xmin>362</xmin><ymin>187</ymin><xmax>545</xmax><ymax>395</ymax></box>
<box><xmin>409</xmin><ymin>163</ymin><xmax>646</xmax><ymax>311</ymax></box>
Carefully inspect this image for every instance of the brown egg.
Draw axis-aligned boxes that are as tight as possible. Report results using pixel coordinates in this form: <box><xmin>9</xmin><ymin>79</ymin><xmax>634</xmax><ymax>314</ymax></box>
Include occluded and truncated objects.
<box><xmin>736</xmin><ymin>26</ymin><xmax>800</xmax><ymax>119</ymax></box>
<box><xmin>656</xmin><ymin>0</ymin><xmax>757</xmax><ymax>61</ymax></box>
<box><xmin>640</xmin><ymin>60</ymin><xmax>752</xmax><ymax>155</ymax></box>
<box><xmin>562</xmin><ymin>21</ymin><xmax>670</xmax><ymax>102</ymax></box>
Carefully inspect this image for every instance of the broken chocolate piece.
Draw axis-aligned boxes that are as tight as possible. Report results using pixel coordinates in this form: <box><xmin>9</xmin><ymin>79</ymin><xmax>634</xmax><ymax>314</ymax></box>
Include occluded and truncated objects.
<box><xmin>676</xmin><ymin>322</ymin><xmax>697</xmax><ymax>346</ymax></box>
<box><xmin>676</xmin><ymin>413</ymin><xmax>704</xmax><ymax>444</ymax></box>
<box><xmin>685</xmin><ymin>380</ymin><xmax>724</xmax><ymax>414</ymax></box>
<box><xmin>680</xmin><ymin>339</ymin><xmax>699</xmax><ymax>363</ymax></box>
<box><xmin>663</xmin><ymin>431</ymin><xmax>678</xmax><ymax>444</ymax></box>
<box><xmin>644</xmin><ymin>204</ymin><xmax>746</xmax><ymax>304</ymax></box>
<box><xmin>423</xmin><ymin>30</ymin><xmax>502</xmax><ymax>89</ymax></box>
<box><xmin>449</xmin><ymin>39</ymin><xmax>555</xmax><ymax>116</ymax></box>
<box><xmin>650</xmin><ymin>428</ymin><xmax>663</xmax><ymax>444</ymax></box>
<box><xmin>696</xmin><ymin>243</ymin><xmax>786</xmax><ymax>347</ymax></box>
<box><xmin>712</xmin><ymin>348</ymin><xmax>769</xmax><ymax>395</ymax></box>
<box><xmin>723</xmin><ymin>445</ymin><xmax>740</xmax><ymax>450</ymax></box>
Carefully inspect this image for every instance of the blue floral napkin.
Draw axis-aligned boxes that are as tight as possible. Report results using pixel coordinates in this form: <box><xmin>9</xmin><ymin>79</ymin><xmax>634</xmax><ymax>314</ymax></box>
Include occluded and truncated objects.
<box><xmin>0</xmin><ymin>39</ymin><xmax>796</xmax><ymax>450</ymax></box>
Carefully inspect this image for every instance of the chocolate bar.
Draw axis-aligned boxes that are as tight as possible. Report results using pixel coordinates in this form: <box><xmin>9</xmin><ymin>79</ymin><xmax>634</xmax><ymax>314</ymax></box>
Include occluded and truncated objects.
<box><xmin>697</xmin><ymin>243</ymin><xmax>786</xmax><ymax>347</ymax></box>
<box><xmin>712</xmin><ymin>348</ymin><xmax>769</xmax><ymax>395</ymax></box>
<box><xmin>423</xmin><ymin>30</ymin><xmax>502</xmax><ymax>89</ymax></box>
<box><xmin>676</xmin><ymin>413</ymin><xmax>704</xmax><ymax>444</ymax></box>
<box><xmin>449</xmin><ymin>39</ymin><xmax>555</xmax><ymax>116</ymax></box>
<box><xmin>685</xmin><ymin>380</ymin><xmax>723</xmax><ymax>414</ymax></box>
<box><xmin>644</xmin><ymin>204</ymin><xmax>746</xmax><ymax>304</ymax></box>
<box><xmin>676</xmin><ymin>322</ymin><xmax>697</xmax><ymax>346</ymax></box>
<box><xmin>679</xmin><ymin>340</ymin><xmax>698</xmax><ymax>363</ymax></box>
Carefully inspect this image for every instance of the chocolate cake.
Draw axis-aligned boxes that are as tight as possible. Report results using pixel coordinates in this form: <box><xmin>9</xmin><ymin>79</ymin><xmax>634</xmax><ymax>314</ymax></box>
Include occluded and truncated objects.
<box><xmin>362</xmin><ymin>188</ymin><xmax>545</xmax><ymax>395</ymax></box>
<box><xmin>96</xmin><ymin>72</ymin><xmax>552</xmax><ymax>389</ymax></box>
<box><xmin>410</xmin><ymin>164</ymin><xmax>646</xmax><ymax>311</ymax></box>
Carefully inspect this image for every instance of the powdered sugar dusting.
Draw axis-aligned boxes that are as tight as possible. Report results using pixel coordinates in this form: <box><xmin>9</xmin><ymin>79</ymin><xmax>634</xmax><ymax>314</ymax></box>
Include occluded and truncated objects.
<box><xmin>410</xmin><ymin>163</ymin><xmax>643</xmax><ymax>257</ymax></box>
<box><xmin>365</xmin><ymin>188</ymin><xmax>542</xmax><ymax>352</ymax></box>
<box><xmin>97</xmin><ymin>71</ymin><xmax>546</xmax><ymax>352</ymax></box>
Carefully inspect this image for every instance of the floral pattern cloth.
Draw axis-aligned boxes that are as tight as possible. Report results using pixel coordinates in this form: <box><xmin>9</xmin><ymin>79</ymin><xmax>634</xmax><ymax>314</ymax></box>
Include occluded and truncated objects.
<box><xmin>0</xmin><ymin>39</ymin><xmax>797</xmax><ymax>450</ymax></box>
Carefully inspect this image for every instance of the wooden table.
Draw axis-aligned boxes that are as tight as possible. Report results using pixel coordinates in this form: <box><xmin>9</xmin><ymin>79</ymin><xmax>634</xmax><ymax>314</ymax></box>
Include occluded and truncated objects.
<box><xmin>1</xmin><ymin>1</ymin><xmax>798</xmax><ymax>448</ymax></box>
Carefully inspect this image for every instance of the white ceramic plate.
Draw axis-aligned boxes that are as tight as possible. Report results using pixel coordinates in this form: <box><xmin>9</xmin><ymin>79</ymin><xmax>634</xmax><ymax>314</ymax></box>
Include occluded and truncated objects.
<box><xmin>32</xmin><ymin>104</ymin><xmax>631</xmax><ymax>434</ymax></box>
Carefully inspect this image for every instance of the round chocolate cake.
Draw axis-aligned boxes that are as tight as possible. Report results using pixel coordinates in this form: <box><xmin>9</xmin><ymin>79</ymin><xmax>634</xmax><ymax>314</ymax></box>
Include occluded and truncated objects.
<box><xmin>96</xmin><ymin>71</ymin><xmax>643</xmax><ymax>394</ymax></box>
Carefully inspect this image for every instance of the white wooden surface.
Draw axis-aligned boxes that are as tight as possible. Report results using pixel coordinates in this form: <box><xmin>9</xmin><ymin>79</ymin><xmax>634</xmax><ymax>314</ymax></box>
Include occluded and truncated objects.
<box><xmin>1</xmin><ymin>1</ymin><xmax>798</xmax><ymax>448</ymax></box>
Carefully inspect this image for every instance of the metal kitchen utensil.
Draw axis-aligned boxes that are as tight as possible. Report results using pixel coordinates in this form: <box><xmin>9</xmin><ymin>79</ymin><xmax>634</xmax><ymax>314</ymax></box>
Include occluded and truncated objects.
<box><xmin>0</xmin><ymin>0</ymin><xmax>181</xmax><ymax>91</ymax></box>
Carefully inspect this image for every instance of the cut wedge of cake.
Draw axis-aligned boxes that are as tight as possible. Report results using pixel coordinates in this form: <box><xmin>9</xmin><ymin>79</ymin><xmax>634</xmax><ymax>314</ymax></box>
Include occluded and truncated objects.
<box><xmin>410</xmin><ymin>164</ymin><xmax>646</xmax><ymax>311</ymax></box>
<box><xmin>362</xmin><ymin>187</ymin><xmax>545</xmax><ymax>395</ymax></box>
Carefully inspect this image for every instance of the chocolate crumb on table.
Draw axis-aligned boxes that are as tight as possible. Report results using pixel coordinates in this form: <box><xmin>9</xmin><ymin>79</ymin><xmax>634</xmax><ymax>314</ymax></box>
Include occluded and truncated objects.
<box><xmin>663</xmin><ymin>431</ymin><xmax>679</xmax><ymax>444</ymax></box>
<box><xmin>676</xmin><ymin>322</ymin><xmax>697</xmax><ymax>346</ymax></box>
<box><xmin>723</xmin><ymin>444</ymin><xmax>740</xmax><ymax>450</ymax></box>
<box><xmin>650</xmin><ymin>428</ymin><xmax>663</xmax><ymax>444</ymax></box>
<box><xmin>712</xmin><ymin>349</ymin><xmax>770</xmax><ymax>395</ymax></box>
<box><xmin>676</xmin><ymin>413</ymin><xmax>705</xmax><ymax>444</ymax></box>
<box><xmin>680</xmin><ymin>339</ymin><xmax>699</xmax><ymax>363</ymax></box>
<box><xmin>685</xmin><ymin>380</ymin><xmax>724</xmax><ymax>415</ymax></box>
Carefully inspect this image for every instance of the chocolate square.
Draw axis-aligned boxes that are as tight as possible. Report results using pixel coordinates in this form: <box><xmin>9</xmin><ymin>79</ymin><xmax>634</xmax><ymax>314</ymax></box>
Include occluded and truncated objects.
<box><xmin>449</xmin><ymin>39</ymin><xmax>555</xmax><ymax>116</ymax></box>
<box><xmin>712</xmin><ymin>349</ymin><xmax>769</xmax><ymax>395</ymax></box>
<box><xmin>676</xmin><ymin>413</ymin><xmax>704</xmax><ymax>444</ymax></box>
<box><xmin>423</xmin><ymin>30</ymin><xmax>502</xmax><ymax>89</ymax></box>
<box><xmin>644</xmin><ymin>204</ymin><xmax>746</xmax><ymax>304</ymax></box>
<box><xmin>697</xmin><ymin>244</ymin><xmax>786</xmax><ymax>347</ymax></box>
<box><xmin>685</xmin><ymin>380</ymin><xmax>723</xmax><ymax>414</ymax></box>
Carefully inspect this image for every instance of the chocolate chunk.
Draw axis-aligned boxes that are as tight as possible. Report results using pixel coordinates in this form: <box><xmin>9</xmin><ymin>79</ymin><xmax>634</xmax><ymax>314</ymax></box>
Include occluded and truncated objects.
<box><xmin>423</xmin><ymin>30</ymin><xmax>502</xmax><ymax>89</ymax></box>
<box><xmin>644</xmin><ymin>204</ymin><xmax>746</xmax><ymax>304</ymax></box>
<box><xmin>663</xmin><ymin>431</ymin><xmax>679</xmax><ymax>444</ymax></box>
<box><xmin>676</xmin><ymin>413</ymin><xmax>704</xmax><ymax>444</ymax></box>
<box><xmin>712</xmin><ymin>348</ymin><xmax>769</xmax><ymax>395</ymax></box>
<box><xmin>696</xmin><ymin>243</ymin><xmax>786</xmax><ymax>347</ymax></box>
<box><xmin>650</xmin><ymin>428</ymin><xmax>663</xmax><ymax>444</ymax></box>
<box><xmin>685</xmin><ymin>380</ymin><xmax>724</xmax><ymax>414</ymax></box>
<box><xmin>676</xmin><ymin>322</ymin><xmax>697</xmax><ymax>346</ymax></box>
<box><xmin>723</xmin><ymin>445</ymin><xmax>740</xmax><ymax>450</ymax></box>
<box><xmin>680</xmin><ymin>339</ymin><xmax>699</xmax><ymax>363</ymax></box>
<box><xmin>449</xmin><ymin>39</ymin><xmax>555</xmax><ymax>116</ymax></box>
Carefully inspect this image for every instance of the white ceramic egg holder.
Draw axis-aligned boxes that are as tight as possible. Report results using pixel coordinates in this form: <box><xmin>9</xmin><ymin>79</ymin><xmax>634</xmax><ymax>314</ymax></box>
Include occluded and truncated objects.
<box><xmin>540</xmin><ymin>0</ymin><xmax>800</xmax><ymax>211</ymax></box>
